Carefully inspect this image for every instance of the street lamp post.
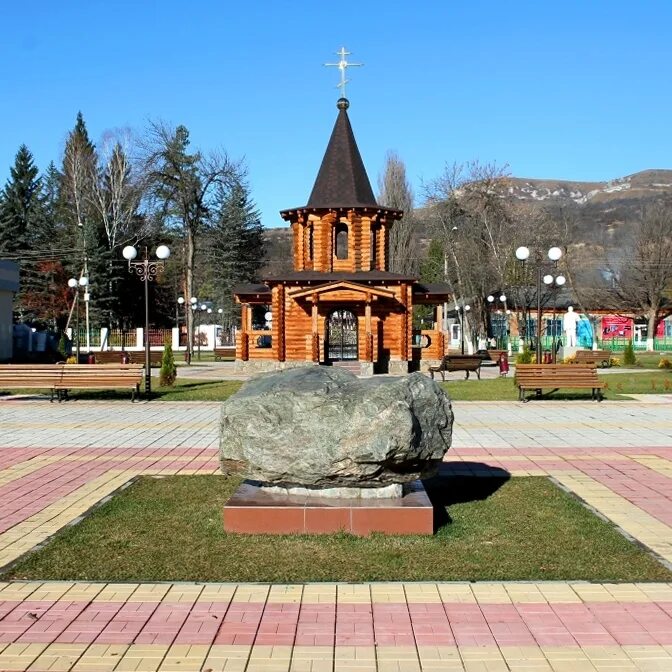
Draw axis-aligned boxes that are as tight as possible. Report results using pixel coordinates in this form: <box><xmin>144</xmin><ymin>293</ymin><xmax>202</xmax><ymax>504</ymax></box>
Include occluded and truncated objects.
<box><xmin>486</xmin><ymin>293</ymin><xmax>508</xmax><ymax>348</ymax></box>
<box><xmin>217</xmin><ymin>308</ymin><xmax>224</xmax><ymax>347</ymax></box>
<box><xmin>67</xmin><ymin>276</ymin><xmax>88</xmax><ymax>362</ymax></box>
<box><xmin>542</xmin><ymin>273</ymin><xmax>566</xmax><ymax>362</ymax></box>
<box><xmin>122</xmin><ymin>245</ymin><xmax>171</xmax><ymax>396</ymax></box>
<box><xmin>457</xmin><ymin>303</ymin><xmax>471</xmax><ymax>354</ymax></box>
<box><xmin>515</xmin><ymin>245</ymin><xmax>563</xmax><ymax>364</ymax></box>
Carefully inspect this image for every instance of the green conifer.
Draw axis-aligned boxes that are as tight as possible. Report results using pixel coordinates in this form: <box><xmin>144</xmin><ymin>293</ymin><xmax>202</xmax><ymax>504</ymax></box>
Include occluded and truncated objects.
<box><xmin>159</xmin><ymin>336</ymin><xmax>177</xmax><ymax>387</ymax></box>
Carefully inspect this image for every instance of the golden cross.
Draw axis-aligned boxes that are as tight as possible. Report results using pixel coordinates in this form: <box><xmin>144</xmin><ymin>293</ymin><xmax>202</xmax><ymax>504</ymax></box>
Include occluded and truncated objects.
<box><xmin>324</xmin><ymin>47</ymin><xmax>363</xmax><ymax>98</ymax></box>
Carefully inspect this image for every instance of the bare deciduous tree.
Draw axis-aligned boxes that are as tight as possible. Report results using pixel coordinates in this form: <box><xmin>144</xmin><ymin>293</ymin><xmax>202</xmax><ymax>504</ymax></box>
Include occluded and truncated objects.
<box><xmin>606</xmin><ymin>203</ymin><xmax>672</xmax><ymax>349</ymax></box>
<box><xmin>378</xmin><ymin>151</ymin><xmax>417</xmax><ymax>275</ymax></box>
<box><xmin>424</xmin><ymin>161</ymin><xmax>569</xmax><ymax>350</ymax></box>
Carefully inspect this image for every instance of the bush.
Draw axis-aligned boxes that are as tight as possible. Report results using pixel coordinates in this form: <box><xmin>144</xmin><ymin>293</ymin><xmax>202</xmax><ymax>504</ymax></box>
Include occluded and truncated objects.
<box><xmin>622</xmin><ymin>341</ymin><xmax>637</xmax><ymax>366</ymax></box>
<box><xmin>65</xmin><ymin>356</ymin><xmax>77</xmax><ymax>364</ymax></box>
<box><xmin>610</xmin><ymin>357</ymin><xmax>621</xmax><ymax>367</ymax></box>
<box><xmin>658</xmin><ymin>358</ymin><xmax>672</xmax><ymax>369</ymax></box>
<box><xmin>516</xmin><ymin>343</ymin><xmax>533</xmax><ymax>365</ymax></box>
<box><xmin>159</xmin><ymin>337</ymin><xmax>177</xmax><ymax>387</ymax></box>
<box><xmin>563</xmin><ymin>354</ymin><xmax>577</xmax><ymax>364</ymax></box>
<box><xmin>57</xmin><ymin>333</ymin><xmax>69</xmax><ymax>361</ymax></box>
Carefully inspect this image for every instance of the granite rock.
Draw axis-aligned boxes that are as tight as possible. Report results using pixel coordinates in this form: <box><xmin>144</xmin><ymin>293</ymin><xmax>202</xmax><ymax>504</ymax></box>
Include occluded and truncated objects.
<box><xmin>219</xmin><ymin>367</ymin><xmax>453</xmax><ymax>488</ymax></box>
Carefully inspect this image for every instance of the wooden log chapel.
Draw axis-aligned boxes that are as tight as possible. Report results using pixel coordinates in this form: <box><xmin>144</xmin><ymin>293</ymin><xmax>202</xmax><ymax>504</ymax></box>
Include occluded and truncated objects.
<box><xmin>233</xmin><ymin>96</ymin><xmax>451</xmax><ymax>375</ymax></box>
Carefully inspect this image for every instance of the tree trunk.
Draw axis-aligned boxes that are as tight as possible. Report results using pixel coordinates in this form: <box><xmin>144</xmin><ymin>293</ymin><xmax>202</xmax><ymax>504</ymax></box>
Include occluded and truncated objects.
<box><xmin>647</xmin><ymin>311</ymin><xmax>657</xmax><ymax>352</ymax></box>
<box><xmin>186</xmin><ymin>228</ymin><xmax>195</xmax><ymax>361</ymax></box>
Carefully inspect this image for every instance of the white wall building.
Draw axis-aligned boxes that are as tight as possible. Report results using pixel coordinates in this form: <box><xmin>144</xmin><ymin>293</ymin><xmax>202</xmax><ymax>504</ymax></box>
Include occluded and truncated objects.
<box><xmin>0</xmin><ymin>261</ymin><xmax>19</xmax><ymax>362</ymax></box>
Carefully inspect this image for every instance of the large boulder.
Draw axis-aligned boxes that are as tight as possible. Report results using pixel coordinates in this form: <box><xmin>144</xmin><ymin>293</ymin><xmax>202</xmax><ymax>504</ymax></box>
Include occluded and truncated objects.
<box><xmin>220</xmin><ymin>367</ymin><xmax>453</xmax><ymax>489</ymax></box>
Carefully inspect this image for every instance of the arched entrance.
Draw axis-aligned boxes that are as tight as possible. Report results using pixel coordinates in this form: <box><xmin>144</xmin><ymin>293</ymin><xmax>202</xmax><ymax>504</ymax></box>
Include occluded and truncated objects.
<box><xmin>326</xmin><ymin>309</ymin><xmax>358</xmax><ymax>361</ymax></box>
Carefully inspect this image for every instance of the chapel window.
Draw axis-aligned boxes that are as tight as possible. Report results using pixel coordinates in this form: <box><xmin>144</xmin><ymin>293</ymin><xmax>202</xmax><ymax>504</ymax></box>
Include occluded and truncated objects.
<box><xmin>335</xmin><ymin>223</ymin><xmax>349</xmax><ymax>260</ymax></box>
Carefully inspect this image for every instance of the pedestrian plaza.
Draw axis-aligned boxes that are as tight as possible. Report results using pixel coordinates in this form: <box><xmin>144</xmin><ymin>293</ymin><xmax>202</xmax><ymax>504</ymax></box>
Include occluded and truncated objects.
<box><xmin>0</xmin><ymin>398</ymin><xmax>671</xmax><ymax>671</ymax></box>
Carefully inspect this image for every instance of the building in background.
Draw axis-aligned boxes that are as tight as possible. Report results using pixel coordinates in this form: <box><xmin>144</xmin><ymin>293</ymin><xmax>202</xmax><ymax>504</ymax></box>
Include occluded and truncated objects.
<box><xmin>0</xmin><ymin>261</ymin><xmax>19</xmax><ymax>362</ymax></box>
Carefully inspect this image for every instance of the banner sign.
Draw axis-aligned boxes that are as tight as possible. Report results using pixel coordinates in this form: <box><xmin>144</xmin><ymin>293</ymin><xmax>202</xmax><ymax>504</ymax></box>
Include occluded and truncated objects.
<box><xmin>601</xmin><ymin>315</ymin><xmax>633</xmax><ymax>340</ymax></box>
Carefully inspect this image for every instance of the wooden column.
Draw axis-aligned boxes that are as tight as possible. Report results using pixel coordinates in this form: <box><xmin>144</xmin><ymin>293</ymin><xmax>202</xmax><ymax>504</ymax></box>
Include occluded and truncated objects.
<box><xmin>380</xmin><ymin>223</ymin><xmax>387</xmax><ymax>271</ymax></box>
<box><xmin>400</xmin><ymin>284</ymin><xmax>408</xmax><ymax>360</ymax></box>
<box><xmin>272</xmin><ymin>284</ymin><xmax>285</xmax><ymax>362</ymax></box>
<box><xmin>240</xmin><ymin>303</ymin><xmax>250</xmax><ymax>361</ymax></box>
<box><xmin>365</xmin><ymin>295</ymin><xmax>373</xmax><ymax>362</ymax></box>
<box><xmin>311</xmin><ymin>293</ymin><xmax>319</xmax><ymax>362</ymax></box>
<box><xmin>436</xmin><ymin>304</ymin><xmax>443</xmax><ymax>330</ymax></box>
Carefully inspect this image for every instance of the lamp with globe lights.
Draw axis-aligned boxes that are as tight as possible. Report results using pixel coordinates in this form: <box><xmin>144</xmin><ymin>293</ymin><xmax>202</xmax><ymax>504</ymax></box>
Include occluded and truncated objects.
<box><xmin>514</xmin><ymin>245</ymin><xmax>565</xmax><ymax>363</ymax></box>
<box><xmin>67</xmin><ymin>275</ymin><xmax>89</xmax><ymax>362</ymax></box>
<box><xmin>122</xmin><ymin>244</ymin><xmax>171</xmax><ymax>395</ymax></box>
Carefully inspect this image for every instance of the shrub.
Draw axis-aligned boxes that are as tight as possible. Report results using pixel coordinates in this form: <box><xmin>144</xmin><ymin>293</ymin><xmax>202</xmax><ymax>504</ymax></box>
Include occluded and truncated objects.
<box><xmin>610</xmin><ymin>357</ymin><xmax>621</xmax><ymax>367</ymax></box>
<box><xmin>563</xmin><ymin>354</ymin><xmax>577</xmax><ymax>364</ymax></box>
<box><xmin>516</xmin><ymin>343</ymin><xmax>533</xmax><ymax>365</ymax></box>
<box><xmin>658</xmin><ymin>358</ymin><xmax>672</xmax><ymax>369</ymax></box>
<box><xmin>57</xmin><ymin>333</ymin><xmax>69</xmax><ymax>361</ymax></box>
<box><xmin>622</xmin><ymin>341</ymin><xmax>637</xmax><ymax>366</ymax></box>
<box><xmin>65</xmin><ymin>356</ymin><xmax>77</xmax><ymax>364</ymax></box>
<box><xmin>159</xmin><ymin>337</ymin><xmax>177</xmax><ymax>387</ymax></box>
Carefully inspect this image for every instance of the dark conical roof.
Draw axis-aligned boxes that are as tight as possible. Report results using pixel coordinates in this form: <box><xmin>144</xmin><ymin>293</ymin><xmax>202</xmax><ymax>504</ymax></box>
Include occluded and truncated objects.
<box><xmin>306</xmin><ymin>98</ymin><xmax>378</xmax><ymax>208</ymax></box>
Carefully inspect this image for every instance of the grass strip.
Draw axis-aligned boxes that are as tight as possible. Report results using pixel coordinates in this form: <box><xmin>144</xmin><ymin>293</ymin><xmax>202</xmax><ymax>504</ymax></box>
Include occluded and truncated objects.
<box><xmin>5</xmin><ymin>475</ymin><xmax>670</xmax><ymax>583</ymax></box>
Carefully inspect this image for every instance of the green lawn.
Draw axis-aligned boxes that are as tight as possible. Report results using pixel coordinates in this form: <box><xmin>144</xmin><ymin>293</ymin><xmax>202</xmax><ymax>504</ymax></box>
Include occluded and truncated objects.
<box><xmin>2</xmin><ymin>369</ymin><xmax>671</xmax><ymax>402</ymax></box>
<box><xmin>441</xmin><ymin>370</ymin><xmax>672</xmax><ymax>401</ymax></box>
<box><xmin>4</xmin><ymin>475</ymin><xmax>670</xmax><ymax>583</ymax></box>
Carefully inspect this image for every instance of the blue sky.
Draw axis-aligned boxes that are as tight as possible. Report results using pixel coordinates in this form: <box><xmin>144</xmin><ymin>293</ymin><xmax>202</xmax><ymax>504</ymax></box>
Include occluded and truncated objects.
<box><xmin>1</xmin><ymin>1</ymin><xmax>671</xmax><ymax>228</ymax></box>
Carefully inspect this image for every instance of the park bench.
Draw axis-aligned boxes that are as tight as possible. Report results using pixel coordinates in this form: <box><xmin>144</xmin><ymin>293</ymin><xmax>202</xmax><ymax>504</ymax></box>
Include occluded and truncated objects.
<box><xmin>55</xmin><ymin>364</ymin><xmax>144</xmax><ymax>402</ymax></box>
<box><xmin>95</xmin><ymin>351</ymin><xmax>163</xmax><ymax>366</ymax></box>
<box><xmin>571</xmin><ymin>349</ymin><xmax>612</xmax><ymax>368</ymax></box>
<box><xmin>0</xmin><ymin>364</ymin><xmax>144</xmax><ymax>402</ymax></box>
<box><xmin>0</xmin><ymin>365</ymin><xmax>63</xmax><ymax>402</ymax></box>
<box><xmin>484</xmin><ymin>349</ymin><xmax>507</xmax><ymax>365</ymax></box>
<box><xmin>214</xmin><ymin>346</ymin><xmax>236</xmax><ymax>360</ymax></box>
<box><xmin>429</xmin><ymin>355</ymin><xmax>482</xmax><ymax>381</ymax></box>
<box><xmin>515</xmin><ymin>364</ymin><xmax>605</xmax><ymax>402</ymax></box>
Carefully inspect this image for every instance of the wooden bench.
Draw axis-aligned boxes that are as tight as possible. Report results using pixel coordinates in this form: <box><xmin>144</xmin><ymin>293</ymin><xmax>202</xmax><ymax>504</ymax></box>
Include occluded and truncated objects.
<box><xmin>214</xmin><ymin>346</ymin><xmax>236</xmax><ymax>361</ymax></box>
<box><xmin>56</xmin><ymin>364</ymin><xmax>144</xmax><ymax>402</ymax></box>
<box><xmin>515</xmin><ymin>364</ymin><xmax>605</xmax><ymax>402</ymax></box>
<box><xmin>571</xmin><ymin>349</ymin><xmax>612</xmax><ymax>368</ymax></box>
<box><xmin>0</xmin><ymin>365</ymin><xmax>63</xmax><ymax>401</ymax></box>
<box><xmin>429</xmin><ymin>355</ymin><xmax>482</xmax><ymax>381</ymax></box>
<box><xmin>0</xmin><ymin>364</ymin><xmax>144</xmax><ymax>401</ymax></box>
<box><xmin>95</xmin><ymin>351</ymin><xmax>163</xmax><ymax>366</ymax></box>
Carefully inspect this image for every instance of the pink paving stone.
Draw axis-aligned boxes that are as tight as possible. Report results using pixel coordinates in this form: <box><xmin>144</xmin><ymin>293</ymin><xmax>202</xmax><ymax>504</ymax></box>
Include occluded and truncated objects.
<box><xmin>0</xmin><ymin>602</ymin><xmax>56</xmax><ymax>643</ymax></box>
<box><xmin>173</xmin><ymin>602</ymin><xmax>231</xmax><ymax>645</ymax></box>
<box><xmin>17</xmin><ymin>601</ymin><xmax>89</xmax><ymax>644</ymax></box>
<box><xmin>94</xmin><ymin>602</ymin><xmax>159</xmax><ymax>645</ymax></box>
<box><xmin>54</xmin><ymin>602</ymin><xmax>125</xmax><ymax>644</ymax></box>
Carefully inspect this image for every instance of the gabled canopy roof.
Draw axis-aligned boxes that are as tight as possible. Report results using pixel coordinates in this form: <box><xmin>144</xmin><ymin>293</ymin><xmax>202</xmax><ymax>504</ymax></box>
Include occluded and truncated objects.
<box><xmin>288</xmin><ymin>281</ymin><xmax>397</xmax><ymax>301</ymax></box>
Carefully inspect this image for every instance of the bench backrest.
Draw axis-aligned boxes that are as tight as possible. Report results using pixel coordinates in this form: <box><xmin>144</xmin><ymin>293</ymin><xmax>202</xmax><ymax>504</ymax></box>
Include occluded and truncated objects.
<box><xmin>57</xmin><ymin>364</ymin><xmax>143</xmax><ymax>387</ymax></box>
<box><xmin>574</xmin><ymin>350</ymin><xmax>610</xmax><ymax>361</ymax></box>
<box><xmin>445</xmin><ymin>355</ymin><xmax>482</xmax><ymax>369</ymax></box>
<box><xmin>95</xmin><ymin>352</ymin><xmax>161</xmax><ymax>364</ymax></box>
<box><xmin>0</xmin><ymin>365</ymin><xmax>64</xmax><ymax>387</ymax></box>
<box><xmin>515</xmin><ymin>364</ymin><xmax>600</xmax><ymax>383</ymax></box>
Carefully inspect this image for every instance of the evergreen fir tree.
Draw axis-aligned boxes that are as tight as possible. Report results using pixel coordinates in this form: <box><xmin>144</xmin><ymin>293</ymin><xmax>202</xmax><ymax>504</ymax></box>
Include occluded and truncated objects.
<box><xmin>207</xmin><ymin>179</ymin><xmax>265</xmax><ymax>330</ymax></box>
<box><xmin>0</xmin><ymin>144</ymin><xmax>45</xmax><ymax>255</ymax></box>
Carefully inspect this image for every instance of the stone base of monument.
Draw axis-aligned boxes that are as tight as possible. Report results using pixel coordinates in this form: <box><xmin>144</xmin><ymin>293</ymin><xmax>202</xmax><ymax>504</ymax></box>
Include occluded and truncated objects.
<box><xmin>223</xmin><ymin>479</ymin><xmax>434</xmax><ymax>535</ymax></box>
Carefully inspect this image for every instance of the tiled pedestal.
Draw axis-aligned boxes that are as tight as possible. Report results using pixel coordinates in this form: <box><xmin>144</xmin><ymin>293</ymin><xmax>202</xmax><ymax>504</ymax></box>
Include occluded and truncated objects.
<box><xmin>223</xmin><ymin>480</ymin><xmax>434</xmax><ymax>535</ymax></box>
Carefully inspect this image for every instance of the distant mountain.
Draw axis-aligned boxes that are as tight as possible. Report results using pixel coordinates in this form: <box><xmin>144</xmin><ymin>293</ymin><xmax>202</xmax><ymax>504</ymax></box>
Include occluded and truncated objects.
<box><xmin>258</xmin><ymin>170</ymin><xmax>672</xmax><ymax>276</ymax></box>
<box><xmin>506</xmin><ymin>169</ymin><xmax>672</xmax><ymax>206</ymax></box>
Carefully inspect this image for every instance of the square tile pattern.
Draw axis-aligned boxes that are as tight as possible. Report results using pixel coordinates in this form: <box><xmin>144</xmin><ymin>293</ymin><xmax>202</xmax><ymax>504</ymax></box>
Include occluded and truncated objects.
<box><xmin>0</xmin><ymin>398</ymin><xmax>671</xmax><ymax>670</ymax></box>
